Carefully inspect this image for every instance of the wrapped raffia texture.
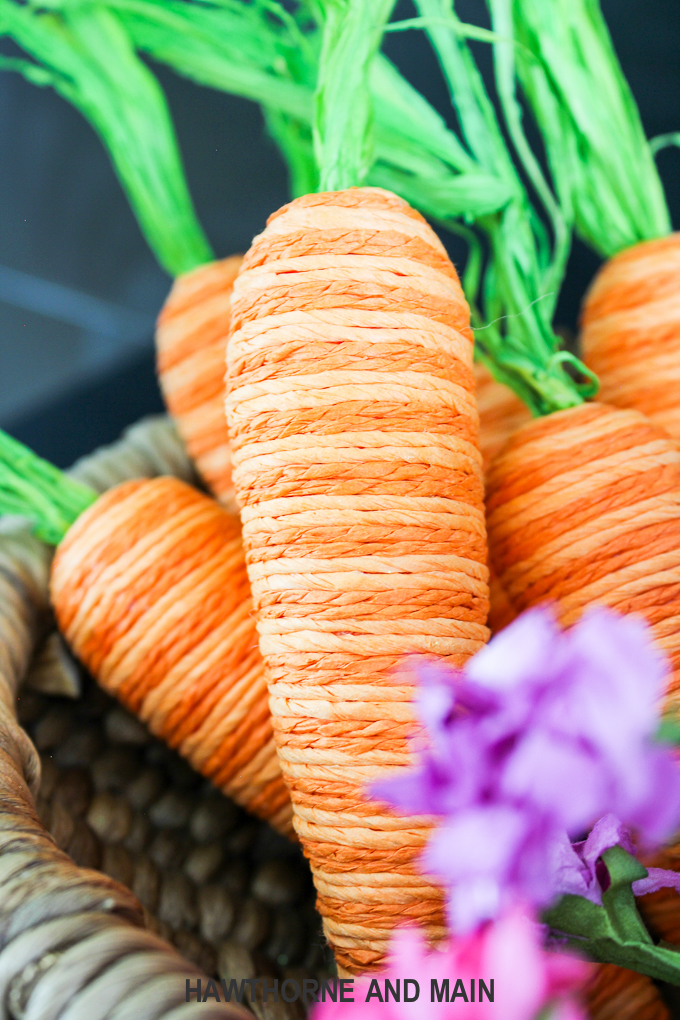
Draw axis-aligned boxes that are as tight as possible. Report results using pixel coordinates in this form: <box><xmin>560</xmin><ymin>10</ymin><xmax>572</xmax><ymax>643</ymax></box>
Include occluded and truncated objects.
<box><xmin>156</xmin><ymin>256</ymin><xmax>243</xmax><ymax>513</ymax></box>
<box><xmin>0</xmin><ymin>422</ymin><xmax>251</xmax><ymax>1020</ymax></box>
<box><xmin>40</xmin><ymin>410</ymin><xmax>291</xmax><ymax>836</ymax></box>
<box><xmin>474</xmin><ymin>364</ymin><xmax>530</xmax><ymax>634</ymax></box>
<box><xmin>0</xmin><ymin>414</ymin><xmax>195</xmax><ymax>796</ymax></box>
<box><xmin>581</xmin><ymin>235</ymin><xmax>680</xmax><ymax>444</ymax></box>
<box><xmin>50</xmin><ymin>476</ymin><xmax>293</xmax><ymax>837</ymax></box>
<box><xmin>486</xmin><ymin>403</ymin><xmax>680</xmax><ymax>707</ymax></box>
<box><xmin>474</xmin><ymin>362</ymin><xmax>532</xmax><ymax>471</ymax></box>
<box><xmin>227</xmin><ymin>186</ymin><xmax>490</xmax><ymax>973</ymax></box>
<box><xmin>584</xmin><ymin>963</ymin><xmax>670</xmax><ymax>1020</ymax></box>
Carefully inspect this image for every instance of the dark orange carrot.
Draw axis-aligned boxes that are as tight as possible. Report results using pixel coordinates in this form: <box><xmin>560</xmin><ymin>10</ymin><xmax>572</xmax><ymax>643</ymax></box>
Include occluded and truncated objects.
<box><xmin>0</xmin><ymin>431</ymin><xmax>292</xmax><ymax>835</ymax></box>
<box><xmin>475</xmin><ymin>363</ymin><xmax>530</xmax><ymax>633</ymax></box>
<box><xmin>486</xmin><ymin>403</ymin><xmax>680</xmax><ymax>709</ymax></box>
<box><xmin>584</xmin><ymin>963</ymin><xmax>670</xmax><ymax>1020</ymax></box>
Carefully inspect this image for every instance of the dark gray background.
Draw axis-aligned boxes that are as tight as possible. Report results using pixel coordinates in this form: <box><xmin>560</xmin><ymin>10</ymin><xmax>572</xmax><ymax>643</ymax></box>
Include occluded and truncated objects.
<box><xmin>1</xmin><ymin>0</ymin><xmax>678</xmax><ymax>465</ymax></box>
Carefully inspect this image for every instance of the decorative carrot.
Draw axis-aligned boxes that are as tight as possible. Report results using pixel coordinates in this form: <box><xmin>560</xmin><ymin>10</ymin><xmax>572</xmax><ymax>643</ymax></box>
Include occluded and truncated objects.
<box><xmin>506</xmin><ymin>0</ymin><xmax>680</xmax><ymax>442</ymax></box>
<box><xmin>415</xmin><ymin>4</ymin><xmax>680</xmax><ymax>710</ymax></box>
<box><xmin>474</xmin><ymin>363</ymin><xmax>531</xmax><ymax>471</ymax></box>
<box><xmin>0</xmin><ymin>430</ymin><xmax>293</xmax><ymax>836</ymax></box>
<box><xmin>581</xmin><ymin>236</ymin><xmax>680</xmax><ymax>443</ymax></box>
<box><xmin>155</xmin><ymin>255</ymin><xmax>243</xmax><ymax>513</ymax></box>
<box><xmin>473</xmin><ymin>364</ymin><xmax>528</xmax><ymax>634</ymax></box>
<box><xmin>225</xmin><ymin>0</ymin><xmax>489</xmax><ymax>974</ymax></box>
<box><xmin>486</xmin><ymin>404</ymin><xmax>680</xmax><ymax>706</ymax></box>
<box><xmin>0</xmin><ymin>0</ymin><xmax>563</xmax><ymax>513</ymax></box>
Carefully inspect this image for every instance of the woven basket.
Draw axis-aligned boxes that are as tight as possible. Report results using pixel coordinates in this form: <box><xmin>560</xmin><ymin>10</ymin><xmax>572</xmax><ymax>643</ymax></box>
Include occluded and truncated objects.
<box><xmin>0</xmin><ymin>415</ymin><xmax>332</xmax><ymax>1020</ymax></box>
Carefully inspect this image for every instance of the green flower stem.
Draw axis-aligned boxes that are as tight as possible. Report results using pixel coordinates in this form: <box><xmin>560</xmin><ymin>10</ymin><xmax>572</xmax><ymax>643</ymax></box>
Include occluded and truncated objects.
<box><xmin>545</xmin><ymin>846</ymin><xmax>680</xmax><ymax>985</ymax></box>
<box><xmin>0</xmin><ymin>431</ymin><xmax>98</xmax><ymax>546</ymax></box>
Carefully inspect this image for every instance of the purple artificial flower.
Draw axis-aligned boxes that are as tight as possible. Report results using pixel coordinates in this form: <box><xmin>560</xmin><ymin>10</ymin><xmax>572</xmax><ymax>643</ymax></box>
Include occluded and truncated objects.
<box><xmin>552</xmin><ymin>814</ymin><xmax>680</xmax><ymax>903</ymax></box>
<box><xmin>371</xmin><ymin>606</ymin><xmax>680</xmax><ymax>932</ymax></box>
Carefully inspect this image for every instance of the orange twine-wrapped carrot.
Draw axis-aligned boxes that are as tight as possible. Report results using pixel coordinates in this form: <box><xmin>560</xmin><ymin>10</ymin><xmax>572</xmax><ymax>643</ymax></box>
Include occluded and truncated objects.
<box><xmin>475</xmin><ymin>362</ymin><xmax>532</xmax><ymax>470</ymax></box>
<box><xmin>486</xmin><ymin>402</ymin><xmax>680</xmax><ymax>708</ymax></box>
<box><xmin>474</xmin><ymin>363</ymin><xmax>530</xmax><ymax>634</ymax></box>
<box><xmin>50</xmin><ymin>476</ymin><xmax>293</xmax><ymax>833</ymax></box>
<box><xmin>226</xmin><ymin>186</ymin><xmax>489</xmax><ymax>972</ymax></box>
<box><xmin>156</xmin><ymin>255</ymin><xmax>243</xmax><ymax>512</ymax></box>
<box><xmin>0</xmin><ymin>430</ymin><xmax>293</xmax><ymax>836</ymax></box>
<box><xmin>484</xmin><ymin>399</ymin><xmax>680</xmax><ymax>1011</ymax></box>
<box><xmin>581</xmin><ymin>235</ymin><xmax>680</xmax><ymax>445</ymax></box>
<box><xmin>584</xmin><ymin>963</ymin><xmax>670</xmax><ymax>1020</ymax></box>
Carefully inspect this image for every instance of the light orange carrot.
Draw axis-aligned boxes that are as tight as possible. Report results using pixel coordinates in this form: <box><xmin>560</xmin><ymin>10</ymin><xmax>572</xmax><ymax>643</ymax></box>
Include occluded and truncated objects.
<box><xmin>156</xmin><ymin>255</ymin><xmax>243</xmax><ymax>512</ymax></box>
<box><xmin>226</xmin><ymin>186</ymin><xmax>489</xmax><ymax>972</ymax></box>
<box><xmin>581</xmin><ymin>235</ymin><xmax>680</xmax><ymax>444</ymax></box>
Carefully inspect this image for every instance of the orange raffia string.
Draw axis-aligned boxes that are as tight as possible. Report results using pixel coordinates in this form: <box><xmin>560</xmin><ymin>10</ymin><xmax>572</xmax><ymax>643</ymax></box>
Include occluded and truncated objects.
<box><xmin>51</xmin><ymin>475</ymin><xmax>293</xmax><ymax>836</ymax></box>
<box><xmin>584</xmin><ymin>963</ymin><xmax>670</xmax><ymax>1020</ymax></box>
<box><xmin>486</xmin><ymin>402</ymin><xmax>680</xmax><ymax>708</ymax></box>
<box><xmin>474</xmin><ymin>363</ymin><xmax>530</xmax><ymax>634</ymax></box>
<box><xmin>156</xmin><ymin>255</ymin><xmax>243</xmax><ymax>512</ymax></box>
<box><xmin>226</xmin><ymin>185</ymin><xmax>490</xmax><ymax>973</ymax></box>
<box><xmin>475</xmin><ymin>362</ymin><xmax>532</xmax><ymax>469</ymax></box>
<box><xmin>581</xmin><ymin>235</ymin><xmax>680</xmax><ymax>445</ymax></box>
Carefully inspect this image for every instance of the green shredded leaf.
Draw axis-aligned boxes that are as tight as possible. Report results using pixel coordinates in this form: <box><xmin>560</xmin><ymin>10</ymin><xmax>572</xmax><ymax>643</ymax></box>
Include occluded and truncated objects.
<box><xmin>0</xmin><ymin>0</ymin><xmax>213</xmax><ymax>276</ymax></box>
<box><xmin>509</xmin><ymin>0</ymin><xmax>671</xmax><ymax>258</ymax></box>
<box><xmin>313</xmin><ymin>0</ymin><xmax>397</xmax><ymax>191</ymax></box>
<box><xmin>385</xmin><ymin>14</ymin><xmax>509</xmax><ymax>46</ymax></box>
<box><xmin>416</xmin><ymin>0</ymin><xmax>587</xmax><ymax>415</ymax></box>
<box><xmin>20</xmin><ymin>0</ymin><xmax>591</xmax><ymax>416</ymax></box>
<box><xmin>0</xmin><ymin>430</ymin><xmax>98</xmax><ymax>545</ymax></box>
<box><xmin>108</xmin><ymin>0</ymin><xmax>316</xmax><ymax>118</ymax></box>
<box><xmin>651</xmin><ymin>132</ymin><xmax>680</xmax><ymax>157</ymax></box>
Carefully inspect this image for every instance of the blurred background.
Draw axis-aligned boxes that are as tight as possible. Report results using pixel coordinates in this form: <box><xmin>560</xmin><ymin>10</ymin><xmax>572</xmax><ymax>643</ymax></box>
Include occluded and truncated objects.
<box><xmin>1</xmin><ymin>0</ymin><xmax>679</xmax><ymax>466</ymax></box>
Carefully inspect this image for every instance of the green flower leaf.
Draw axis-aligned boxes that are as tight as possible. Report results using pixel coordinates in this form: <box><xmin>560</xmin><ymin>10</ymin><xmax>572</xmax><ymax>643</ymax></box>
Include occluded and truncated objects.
<box><xmin>546</xmin><ymin>846</ymin><xmax>680</xmax><ymax>986</ymax></box>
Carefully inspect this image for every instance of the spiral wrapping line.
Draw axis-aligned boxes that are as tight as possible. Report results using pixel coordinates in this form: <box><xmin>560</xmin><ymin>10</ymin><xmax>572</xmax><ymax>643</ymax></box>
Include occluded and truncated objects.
<box><xmin>156</xmin><ymin>257</ymin><xmax>243</xmax><ymax>514</ymax></box>
<box><xmin>474</xmin><ymin>362</ymin><xmax>532</xmax><ymax>471</ymax></box>
<box><xmin>584</xmin><ymin>962</ymin><xmax>670</xmax><ymax>1020</ymax></box>
<box><xmin>51</xmin><ymin>478</ymin><xmax>293</xmax><ymax>837</ymax></box>
<box><xmin>227</xmin><ymin>187</ymin><xmax>489</xmax><ymax>972</ymax></box>
<box><xmin>581</xmin><ymin>234</ymin><xmax>680</xmax><ymax>444</ymax></box>
<box><xmin>486</xmin><ymin>403</ymin><xmax>680</xmax><ymax>706</ymax></box>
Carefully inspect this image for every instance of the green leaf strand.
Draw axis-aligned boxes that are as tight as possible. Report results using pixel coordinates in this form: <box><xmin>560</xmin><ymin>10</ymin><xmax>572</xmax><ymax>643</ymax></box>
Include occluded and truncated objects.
<box><xmin>0</xmin><ymin>430</ymin><xmax>98</xmax><ymax>545</ymax></box>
